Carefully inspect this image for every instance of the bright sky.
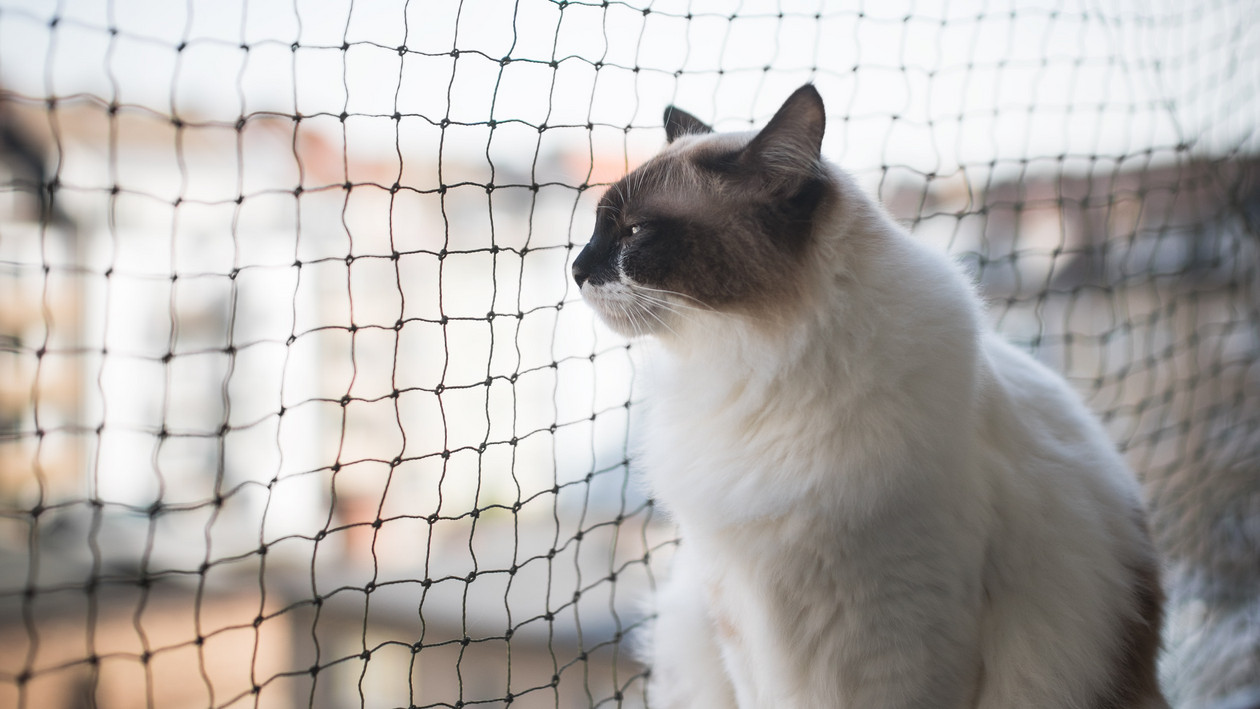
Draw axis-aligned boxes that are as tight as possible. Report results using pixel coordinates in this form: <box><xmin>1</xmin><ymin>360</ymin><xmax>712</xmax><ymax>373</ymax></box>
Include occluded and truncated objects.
<box><xmin>2</xmin><ymin>0</ymin><xmax>1254</xmax><ymax>181</ymax></box>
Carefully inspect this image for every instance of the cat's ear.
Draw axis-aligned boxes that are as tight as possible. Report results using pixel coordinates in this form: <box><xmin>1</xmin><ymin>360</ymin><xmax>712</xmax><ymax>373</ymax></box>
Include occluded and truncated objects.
<box><xmin>746</xmin><ymin>84</ymin><xmax>825</xmax><ymax>184</ymax></box>
<box><xmin>663</xmin><ymin>106</ymin><xmax>714</xmax><ymax>143</ymax></box>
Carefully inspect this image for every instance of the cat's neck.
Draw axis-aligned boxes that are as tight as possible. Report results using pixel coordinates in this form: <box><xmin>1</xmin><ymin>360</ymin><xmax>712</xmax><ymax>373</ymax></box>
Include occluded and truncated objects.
<box><xmin>639</xmin><ymin>191</ymin><xmax>988</xmax><ymax>527</ymax></box>
<box><xmin>649</xmin><ymin>173</ymin><xmax>984</xmax><ymax>422</ymax></box>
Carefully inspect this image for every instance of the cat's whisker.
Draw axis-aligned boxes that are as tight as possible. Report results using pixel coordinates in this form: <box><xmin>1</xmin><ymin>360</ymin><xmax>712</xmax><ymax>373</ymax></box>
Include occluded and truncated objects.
<box><xmin>628</xmin><ymin>294</ymin><xmax>681</xmax><ymax>338</ymax></box>
<box><xmin>632</xmin><ymin>159</ymin><xmax>650</xmax><ymax>200</ymax></box>
<box><xmin>628</xmin><ymin>292</ymin><xmax>708</xmax><ymax>326</ymax></box>
<box><xmin>612</xmin><ymin>299</ymin><xmax>637</xmax><ymax>334</ymax></box>
<box><xmin>643</xmin><ymin>310</ymin><xmax>680</xmax><ymax>338</ymax></box>
<box><xmin>607</xmin><ymin>182</ymin><xmax>626</xmax><ymax>210</ymax></box>
<box><xmin>611</xmin><ymin>301</ymin><xmax>634</xmax><ymax>335</ymax></box>
<box><xmin>660</xmin><ymin>154</ymin><xmax>685</xmax><ymax>193</ymax></box>
<box><xmin>627</xmin><ymin>290</ymin><xmax>686</xmax><ymax>311</ymax></box>
<box><xmin>632</xmin><ymin>285</ymin><xmax>718</xmax><ymax>312</ymax></box>
<box><xmin>615</xmin><ymin>297</ymin><xmax>654</xmax><ymax>338</ymax></box>
<box><xmin>629</xmin><ymin>287</ymin><xmax>760</xmax><ymax>328</ymax></box>
<box><xmin>623</xmin><ymin>287</ymin><xmax>686</xmax><ymax>316</ymax></box>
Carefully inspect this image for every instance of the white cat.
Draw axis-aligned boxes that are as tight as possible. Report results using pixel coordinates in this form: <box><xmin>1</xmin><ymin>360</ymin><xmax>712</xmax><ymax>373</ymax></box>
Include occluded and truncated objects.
<box><xmin>573</xmin><ymin>85</ymin><xmax>1167</xmax><ymax>708</ymax></box>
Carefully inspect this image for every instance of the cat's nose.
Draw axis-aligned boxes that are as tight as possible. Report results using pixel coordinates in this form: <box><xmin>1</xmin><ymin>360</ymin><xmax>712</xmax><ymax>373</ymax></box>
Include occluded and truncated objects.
<box><xmin>573</xmin><ymin>236</ymin><xmax>605</xmax><ymax>288</ymax></box>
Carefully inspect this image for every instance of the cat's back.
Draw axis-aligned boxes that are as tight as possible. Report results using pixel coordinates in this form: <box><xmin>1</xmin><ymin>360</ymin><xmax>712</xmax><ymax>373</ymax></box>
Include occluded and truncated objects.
<box><xmin>977</xmin><ymin>333</ymin><xmax>1140</xmax><ymax>520</ymax></box>
<box><xmin>973</xmin><ymin>334</ymin><xmax>1167</xmax><ymax>709</ymax></box>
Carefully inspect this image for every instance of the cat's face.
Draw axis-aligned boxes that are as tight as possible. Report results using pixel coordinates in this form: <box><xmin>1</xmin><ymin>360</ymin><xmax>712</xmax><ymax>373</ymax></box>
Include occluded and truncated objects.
<box><xmin>573</xmin><ymin>85</ymin><xmax>831</xmax><ymax>338</ymax></box>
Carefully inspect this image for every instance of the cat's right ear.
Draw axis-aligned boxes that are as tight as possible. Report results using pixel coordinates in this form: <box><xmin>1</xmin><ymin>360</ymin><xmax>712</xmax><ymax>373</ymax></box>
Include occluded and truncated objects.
<box><xmin>663</xmin><ymin>106</ymin><xmax>713</xmax><ymax>143</ymax></box>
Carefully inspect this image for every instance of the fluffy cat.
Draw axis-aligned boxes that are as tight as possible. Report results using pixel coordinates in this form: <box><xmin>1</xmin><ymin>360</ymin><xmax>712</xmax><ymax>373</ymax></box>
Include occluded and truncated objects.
<box><xmin>572</xmin><ymin>84</ymin><xmax>1168</xmax><ymax>708</ymax></box>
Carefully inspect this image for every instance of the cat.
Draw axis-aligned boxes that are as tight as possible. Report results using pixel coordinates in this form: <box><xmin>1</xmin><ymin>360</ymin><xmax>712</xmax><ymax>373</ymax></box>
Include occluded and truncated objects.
<box><xmin>571</xmin><ymin>84</ymin><xmax>1168</xmax><ymax>708</ymax></box>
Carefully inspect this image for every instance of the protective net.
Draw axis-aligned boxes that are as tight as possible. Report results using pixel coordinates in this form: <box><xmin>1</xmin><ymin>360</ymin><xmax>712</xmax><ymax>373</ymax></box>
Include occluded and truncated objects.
<box><xmin>0</xmin><ymin>1</ymin><xmax>1256</xmax><ymax>708</ymax></box>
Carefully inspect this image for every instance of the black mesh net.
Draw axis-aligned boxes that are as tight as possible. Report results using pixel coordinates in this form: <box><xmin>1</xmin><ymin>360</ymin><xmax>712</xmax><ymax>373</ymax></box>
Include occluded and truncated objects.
<box><xmin>0</xmin><ymin>1</ymin><xmax>1256</xmax><ymax>708</ymax></box>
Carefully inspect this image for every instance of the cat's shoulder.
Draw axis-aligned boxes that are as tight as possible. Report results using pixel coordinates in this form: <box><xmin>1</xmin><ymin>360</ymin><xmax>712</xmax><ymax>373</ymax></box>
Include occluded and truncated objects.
<box><xmin>980</xmin><ymin>333</ymin><xmax>1081</xmax><ymax>409</ymax></box>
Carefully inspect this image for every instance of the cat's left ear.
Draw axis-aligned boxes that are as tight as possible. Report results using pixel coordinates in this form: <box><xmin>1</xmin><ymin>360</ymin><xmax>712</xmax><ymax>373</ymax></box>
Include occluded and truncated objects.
<box><xmin>663</xmin><ymin>106</ymin><xmax>714</xmax><ymax>143</ymax></box>
<box><xmin>746</xmin><ymin>84</ymin><xmax>825</xmax><ymax>184</ymax></box>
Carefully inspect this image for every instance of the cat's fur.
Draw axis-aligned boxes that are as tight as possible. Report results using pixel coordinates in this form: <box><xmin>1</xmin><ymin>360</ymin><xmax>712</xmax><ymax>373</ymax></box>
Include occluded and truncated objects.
<box><xmin>573</xmin><ymin>85</ymin><xmax>1168</xmax><ymax>709</ymax></box>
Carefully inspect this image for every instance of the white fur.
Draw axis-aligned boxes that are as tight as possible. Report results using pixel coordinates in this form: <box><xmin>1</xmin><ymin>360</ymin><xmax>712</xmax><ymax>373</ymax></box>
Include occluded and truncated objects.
<box><xmin>584</xmin><ymin>155</ymin><xmax>1163</xmax><ymax>707</ymax></box>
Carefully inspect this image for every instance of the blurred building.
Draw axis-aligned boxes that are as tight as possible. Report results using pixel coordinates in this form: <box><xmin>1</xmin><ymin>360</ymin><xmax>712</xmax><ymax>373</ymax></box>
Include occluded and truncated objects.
<box><xmin>0</xmin><ymin>99</ymin><xmax>83</xmax><ymax>520</ymax></box>
<box><xmin>0</xmin><ymin>93</ymin><xmax>655</xmax><ymax>708</ymax></box>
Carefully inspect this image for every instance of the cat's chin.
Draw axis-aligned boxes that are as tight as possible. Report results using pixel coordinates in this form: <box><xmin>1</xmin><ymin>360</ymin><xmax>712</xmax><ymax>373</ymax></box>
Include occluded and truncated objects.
<box><xmin>588</xmin><ymin>301</ymin><xmax>669</xmax><ymax>338</ymax></box>
<box><xmin>597</xmin><ymin>313</ymin><xmax>659</xmax><ymax>338</ymax></box>
<box><xmin>579</xmin><ymin>283</ymin><xmax>672</xmax><ymax>338</ymax></box>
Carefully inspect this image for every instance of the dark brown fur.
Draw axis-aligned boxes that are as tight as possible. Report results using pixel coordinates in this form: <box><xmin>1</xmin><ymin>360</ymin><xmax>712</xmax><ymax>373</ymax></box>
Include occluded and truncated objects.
<box><xmin>608</xmin><ymin>156</ymin><xmax>818</xmax><ymax>302</ymax></box>
<box><xmin>1095</xmin><ymin>515</ymin><xmax>1169</xmax><ymax>709</ymax></box>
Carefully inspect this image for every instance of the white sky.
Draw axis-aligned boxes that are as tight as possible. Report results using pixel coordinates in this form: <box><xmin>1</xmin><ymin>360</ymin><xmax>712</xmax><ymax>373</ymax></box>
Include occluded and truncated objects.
<box><xmin>1</xmin><ymin>0</ymin><xmax>1255</xmax><ymax>180</ymax></box>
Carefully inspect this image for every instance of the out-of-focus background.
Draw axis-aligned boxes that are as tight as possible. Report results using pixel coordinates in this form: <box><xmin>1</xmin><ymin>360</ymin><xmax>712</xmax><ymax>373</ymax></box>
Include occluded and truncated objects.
<box><xmin>0</xmin><ymin>0</ymin><xmax>1256</xmax><ymax>707</ymax></box>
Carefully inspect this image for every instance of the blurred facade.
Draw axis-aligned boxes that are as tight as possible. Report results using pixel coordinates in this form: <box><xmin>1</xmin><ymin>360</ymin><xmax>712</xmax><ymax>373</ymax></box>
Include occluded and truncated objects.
<box><xmin>0</xmin><ymin>94</ymin><xmax>656</xmax><ymax>708</ymax></box>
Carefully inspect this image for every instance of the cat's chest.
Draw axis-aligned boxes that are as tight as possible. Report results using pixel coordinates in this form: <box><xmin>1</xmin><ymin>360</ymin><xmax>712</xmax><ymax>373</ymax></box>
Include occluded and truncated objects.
<box><xmin>645</xmin><ymin>384</ymin><xmax>814</xmax><ymax>471</ymax></box>
<box><xmin>639</xmin><ymin>375</ymin><xmax>856</xmax><ymax>523</ymax></box>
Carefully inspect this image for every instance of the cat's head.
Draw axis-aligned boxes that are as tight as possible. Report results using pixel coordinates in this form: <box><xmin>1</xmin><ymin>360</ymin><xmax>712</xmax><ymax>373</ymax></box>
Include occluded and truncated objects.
<box><xmin>572</xmin><ymin>84</ymin><xmax>834</xmax><ymax>338</ymax></box>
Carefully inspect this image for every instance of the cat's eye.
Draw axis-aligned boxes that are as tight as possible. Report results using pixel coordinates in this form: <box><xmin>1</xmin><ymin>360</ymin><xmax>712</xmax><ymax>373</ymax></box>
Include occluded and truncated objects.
<box><xmin>629</xmin><ymin>224</ymin><xmax>642</xmax><ymax>236</ymax></box>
